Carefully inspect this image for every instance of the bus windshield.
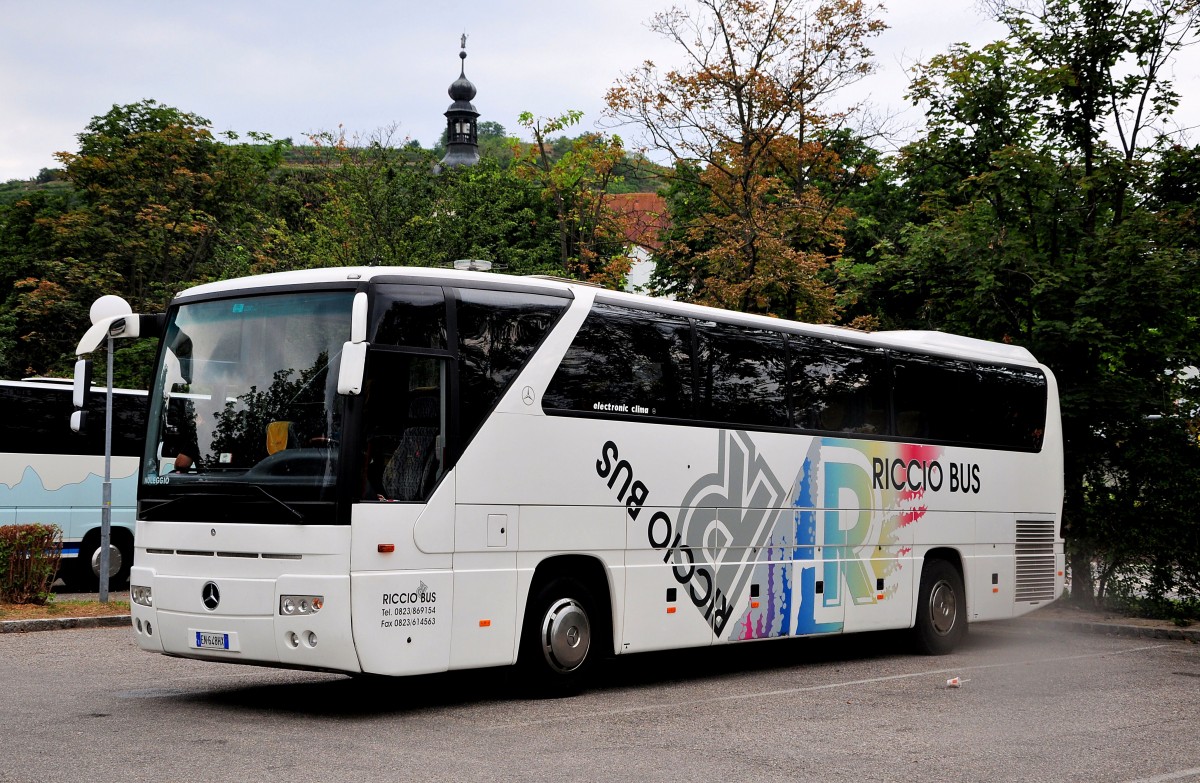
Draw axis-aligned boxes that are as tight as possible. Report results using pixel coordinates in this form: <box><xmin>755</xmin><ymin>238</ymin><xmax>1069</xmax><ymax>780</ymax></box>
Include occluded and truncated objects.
<box><xmin>140</xmin><ymin>290</ymin><xmax>354</xmax><ymax>522</ymax></box>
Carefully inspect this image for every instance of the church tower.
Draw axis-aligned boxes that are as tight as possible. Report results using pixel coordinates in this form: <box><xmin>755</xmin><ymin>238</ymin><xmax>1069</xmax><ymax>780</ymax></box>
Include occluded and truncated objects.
<box><xmin>440</xmin><ymin>35</ymin><xmax>480</xmax><ymax>168</ymax></box>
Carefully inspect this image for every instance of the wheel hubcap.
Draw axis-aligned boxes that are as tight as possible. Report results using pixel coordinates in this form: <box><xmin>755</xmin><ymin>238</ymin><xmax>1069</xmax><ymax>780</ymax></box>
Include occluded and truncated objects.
<box><xmin>541</xmin><ymin>598</ymin><xmax>591</xmax><ymax>673</ymax></box>
<box><xmin>929</xmin><ymin>579</ymin><xmax>957</xmax><ymax>636</ymax></box>
<box><xmin>90</xmin><ymin>544</ymin><xmax>122</xmax><ymax>578</ymax></box>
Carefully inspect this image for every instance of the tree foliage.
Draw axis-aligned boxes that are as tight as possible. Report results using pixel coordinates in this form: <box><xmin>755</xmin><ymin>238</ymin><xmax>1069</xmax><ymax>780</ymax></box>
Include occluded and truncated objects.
<box><xmin>840</xmin><ymin>0</ymin><xmax>1200</xmax><ymax>605</ymax></box>
<box><xmin>513</xmin><ymin>110</ymin><xmax>631</xmax><ymax>284</ymax></box>
<box><xmin>1</xmin><ymin>0</ymin><xmax>1198</xmax><ymax>611</ymax></box>
<box><xmin>0</xmin><ymin>101</ymin><xmax>664</xmax><ymax>380</ymax></box>
<box><xmin>606</xmin><ymin>0</ymin><xmax>885</xmax><ymax>319</ymax></box>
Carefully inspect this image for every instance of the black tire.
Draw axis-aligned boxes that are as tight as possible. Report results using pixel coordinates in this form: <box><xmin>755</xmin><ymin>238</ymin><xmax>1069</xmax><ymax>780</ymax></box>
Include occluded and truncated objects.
<box><xmin>912</xmin><ymin>558</ymin><xmax>967</xmax><ymax>655</ymax></box>
<box><xmin>518</xmin><ymin>577</ymin><xmax>602</xmax><ymax>697</ymax></box>
<box><xmin>68</xmin><ymin>530</ymin><xmax>132</xmax><ymax>592</ymax></box>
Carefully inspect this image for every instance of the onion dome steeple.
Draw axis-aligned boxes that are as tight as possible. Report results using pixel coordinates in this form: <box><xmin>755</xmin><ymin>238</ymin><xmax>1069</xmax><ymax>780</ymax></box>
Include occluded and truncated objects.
<box><xmin>441</xmin><ymin>35</ymin><xmax>480</xmax><ymax>168</ymax></box>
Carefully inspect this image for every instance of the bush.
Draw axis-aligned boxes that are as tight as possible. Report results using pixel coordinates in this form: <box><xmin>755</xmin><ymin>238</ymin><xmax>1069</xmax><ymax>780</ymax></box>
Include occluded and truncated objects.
<box><xmin>0</xmin><ymin>524</ymin><xmax>62</xmax><ymax>604</ymax></box>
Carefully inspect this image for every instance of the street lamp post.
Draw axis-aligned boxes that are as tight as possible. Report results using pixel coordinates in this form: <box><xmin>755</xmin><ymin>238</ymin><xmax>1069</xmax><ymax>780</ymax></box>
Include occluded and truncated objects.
<box><xmin>86</xmin><ymin>295</ymin><xmax>132</xmax><ymax>604</ymax></box>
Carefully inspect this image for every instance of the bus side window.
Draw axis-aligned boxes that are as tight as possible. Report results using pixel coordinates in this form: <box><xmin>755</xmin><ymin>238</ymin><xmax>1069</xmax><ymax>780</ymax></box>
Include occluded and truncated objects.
<box><xmin>694</xmin><ymin>321</ymin><xmax>788</xmax><ymax>428</ymax></box>
<box><xmin>455</xmin><ymin>287</ymin><xmax>568</xmax><ymax>443</ymax></box>
<box><xmin>360</xmin><ymin>351</ymin><xmax>447</xmax><ymax>502</ymax></box>
<box><xmin>543</xmin><ymin>303</ymin><xmax>692</xmax><ymax>420</ymax></box>
<box><xmin>790</xmin><ymin>337</ymin><xmax>888</xmax><ymax>435</ymax></box>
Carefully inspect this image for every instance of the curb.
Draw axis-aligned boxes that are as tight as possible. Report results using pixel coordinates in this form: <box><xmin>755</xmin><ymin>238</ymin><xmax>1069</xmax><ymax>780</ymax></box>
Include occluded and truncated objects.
<box><xmin>1025</xmin><ymin>618</ymin><xmax>1200</xmax><ymax>643</ymax></box>
<box><xmin>0</xmin><ymin>615</ymin><xmax>130</xmax><ymax>634</ymax></box>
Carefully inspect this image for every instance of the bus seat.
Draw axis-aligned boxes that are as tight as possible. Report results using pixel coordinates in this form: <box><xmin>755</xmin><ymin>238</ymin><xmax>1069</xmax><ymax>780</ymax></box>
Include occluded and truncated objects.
<box><xmin>381</xmin><ymin>397</ymin><xmax>441</xmax><ymax>501</ymax></box>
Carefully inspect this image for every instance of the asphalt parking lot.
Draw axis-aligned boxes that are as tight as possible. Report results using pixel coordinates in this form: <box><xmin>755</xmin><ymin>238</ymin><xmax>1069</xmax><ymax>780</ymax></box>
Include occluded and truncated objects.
<box><xmin>1</xmin><ymin>617</ymin><xmax>1198</xmax><ymax>783</ymax></box>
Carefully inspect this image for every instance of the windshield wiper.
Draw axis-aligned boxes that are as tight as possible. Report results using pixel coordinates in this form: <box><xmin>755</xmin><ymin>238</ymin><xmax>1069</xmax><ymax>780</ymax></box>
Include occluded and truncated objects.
<box><xmin>140</xmin><ymin>496</ymin><xmax>185</xmax><ymax>521</ymax></box>
<box><xmin>248</xmin><ymin>483</ymin><xmax>305</xmax><ymax>522</ymax></box>
<box><xmin>140</xmin><ymin>484</ymin><xmax>305</xmax><ymax>522</ymax></box>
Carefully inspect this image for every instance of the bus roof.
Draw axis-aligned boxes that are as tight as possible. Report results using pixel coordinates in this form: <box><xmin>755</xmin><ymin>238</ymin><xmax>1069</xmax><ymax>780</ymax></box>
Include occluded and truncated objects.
<box><xmin>174</xmin><ymin>266</ymin><xmax>1040</xmax><ymax>367</ymax></box>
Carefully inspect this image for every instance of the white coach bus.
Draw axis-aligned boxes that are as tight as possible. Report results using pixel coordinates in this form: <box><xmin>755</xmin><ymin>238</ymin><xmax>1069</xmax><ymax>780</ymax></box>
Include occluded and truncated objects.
<box><xmin>0</xmin><ymin>379</ymin><xmax>145</xmax><ymax>588</ymax></box>
<box><xmin>94</xmin><ymin>267</ymin><xmax>1062</xmax><ymax>691</ymax></box>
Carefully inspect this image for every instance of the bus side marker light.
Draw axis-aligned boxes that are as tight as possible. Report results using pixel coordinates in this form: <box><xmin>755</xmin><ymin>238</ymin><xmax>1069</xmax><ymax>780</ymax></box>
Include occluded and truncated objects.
<box><xmin>876</xmin><ymin>594</ymin><xmax>884</xmax><ymax>601</ymax></box>
<box><xmin>378</xmin><ymin>544</ymin><xmax>395</xmax><ymax>553</ymax></box>
<box><xmin>750</xmin><ymin>601</ymin><xmax>760</xmax><ymax>609</ymax></box>
<box><xmin>993</xmin><ymin>587</ymin><xmax>1000</xmax><ymax>593</ymax></box>
<box><xmin>666</xmin><ymin>606</ymin><xmax>677</xmax><ymax>614</ymax></box>
<box><xmin>479</xmin><ymin>619</ymin><xmax>491</xmax><ymax>627</ymax></box>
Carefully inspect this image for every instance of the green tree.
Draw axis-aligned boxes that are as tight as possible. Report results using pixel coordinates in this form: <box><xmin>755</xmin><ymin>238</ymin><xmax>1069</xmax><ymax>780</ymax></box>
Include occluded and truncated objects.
<box><xmin>605</xmin><ymin>0</ymin><xmax>886</xmax><ymax>319</ymax></box>
<box><xmin>513</xmin><ymin>111</ymin><xmax>631</xmax><ymax>285</ymax></box>
<box><xmin>841</xmin><ymin>0</ymin><xmax>1200</xmax><ymax>605</ymax></box>
<box><xmin>0</xmin><ymin>100</ymin><xmax>290</xmax><ymax>381</ymax></box>
<box><xmin>283</xmin><ymin>126</ymin><xmax>561</xmax><ymax>275</ymax></box>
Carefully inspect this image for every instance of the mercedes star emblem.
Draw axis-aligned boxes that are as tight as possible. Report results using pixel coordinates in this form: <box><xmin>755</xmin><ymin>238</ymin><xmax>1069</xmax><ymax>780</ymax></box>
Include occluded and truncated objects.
<box><xmin>522</xmin><ymin>386</ymin><xmax>535</xmax><ymax>406</ymax></box>
<box><xmin>202</xmin><ymin>581</ymin><xmax>221</xmax><ymax>611</ymax></box>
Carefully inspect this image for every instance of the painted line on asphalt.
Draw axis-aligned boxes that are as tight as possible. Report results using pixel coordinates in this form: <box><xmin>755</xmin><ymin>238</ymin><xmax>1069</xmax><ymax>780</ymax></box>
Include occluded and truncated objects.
<box><xmin>1123</xmin><ymin>768</ymin><xmax>1200</xmax><ymax>783</ymax></box>
<box><xmin>493</xmin><ymin>643</ymin><xmax>1168</xmax><ymax>728</ymax></box>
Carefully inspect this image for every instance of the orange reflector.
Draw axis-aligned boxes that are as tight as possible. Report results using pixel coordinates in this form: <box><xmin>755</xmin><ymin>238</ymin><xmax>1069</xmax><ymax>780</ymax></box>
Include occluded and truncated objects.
<box><xmin>1057</xmin><ymin>571</ymin><xmax>1064</xmax><ymax>576</ymax></box>
<box><xmin>666</xmin><ymin>606</ymin><xmax>677</xmax><ymax>614</ymax></box>
<box><xmin>750</xmin><ymin>601</ymin><xmax>760</xmax><ymax>609</ymax></box>
<box><xmin>876</xmin><ymin>594</ymin><xmax>884</xmax><ymax>600</ymax></box>
<box><xmin>377</xmin><ymin>544</ymin><xmax>395</xmax><ymax>553</ymax></box>
<box><xmin>993</xmin><ymin>587</ymin><xmax>1000</xmax><ymax>593</ymax></box>
<box><xmin>479</xmin><ymin>619</ymin><xmax>491</xmax><ymax>627</ymax></box>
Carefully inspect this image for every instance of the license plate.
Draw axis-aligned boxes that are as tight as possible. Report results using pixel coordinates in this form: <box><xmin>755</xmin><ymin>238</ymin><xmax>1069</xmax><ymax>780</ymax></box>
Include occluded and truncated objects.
<box><xmin>190</xmin><ymin>629</ymin><xmax>239</xmax><ymax>651</ymax></box>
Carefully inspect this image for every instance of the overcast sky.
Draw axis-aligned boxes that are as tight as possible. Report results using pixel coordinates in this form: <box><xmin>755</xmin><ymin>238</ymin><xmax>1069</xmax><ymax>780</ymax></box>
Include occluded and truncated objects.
<box><xmin>2</xmin><ymin>1</ymin><xmax>1198</xmax><ymax>182</ymax></box>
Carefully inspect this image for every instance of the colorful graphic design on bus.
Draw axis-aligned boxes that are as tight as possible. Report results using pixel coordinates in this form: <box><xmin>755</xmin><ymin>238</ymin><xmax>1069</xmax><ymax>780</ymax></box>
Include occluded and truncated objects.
<box><xmin>790</xmin><ymin>438</ymin><xmax>943</xmax><ymax>636</ymax></box>
<box><xmin>606</xmin><ymin>430</ymin><xmax>945</xmax><ymax>641</ymax></box>
<box><xmin>672</xmin><ymin>430</ymin><xmax>790</xmax><ymax>638</ymax></box>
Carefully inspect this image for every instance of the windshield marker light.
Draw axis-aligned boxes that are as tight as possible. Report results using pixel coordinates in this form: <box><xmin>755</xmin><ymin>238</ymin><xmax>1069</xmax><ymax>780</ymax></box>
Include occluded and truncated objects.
<box><xmin>130</xmin><ymin>585</ymin><xmax>153</xmax><ymax>607</ymax></box>
<box><xmin>280</xmin><ymin>595</ymin><xmax>324</xmax><ymax>615</ymax></box>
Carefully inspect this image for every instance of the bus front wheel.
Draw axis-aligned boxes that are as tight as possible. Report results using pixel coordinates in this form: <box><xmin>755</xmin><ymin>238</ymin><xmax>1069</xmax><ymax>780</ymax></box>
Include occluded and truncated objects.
<box><xmin>519</xmin><ymin>578</ymin><xmax>597</xmax><ymax>696</ymax></box>
<box><xmin>912</xmin><ymin>558</ymin><xmax>966</xmax><ymax>655</ymax></box>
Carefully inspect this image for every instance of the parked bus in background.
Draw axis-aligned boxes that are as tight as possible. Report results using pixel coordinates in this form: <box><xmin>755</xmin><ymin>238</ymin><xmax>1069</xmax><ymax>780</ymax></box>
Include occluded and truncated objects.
<box><xmin>83</xmin><ymin>267</ymin><xmax>1063</xmax><ymax>693</ymax></box>
<box><xmin>0</xmin><ymin>378</ymin><xmax>145</xmax><ymax>589</ymax></box>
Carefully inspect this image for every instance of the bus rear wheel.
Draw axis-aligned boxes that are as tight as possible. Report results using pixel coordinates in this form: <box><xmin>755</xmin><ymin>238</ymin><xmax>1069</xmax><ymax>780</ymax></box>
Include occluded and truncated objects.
<box><xmin>519</xmin><ymin>578</ymin><xmax>598</xmax><ymax>697</ymax></box>
<box><xmin>66</xmin><ymin>531</ymin><xmax>132</xmax><ymax>592</ymax></box>
<box><xmin>912</xmin><ymin>558</ymin><xmax>966</xmax><ymax>655</ymax></box>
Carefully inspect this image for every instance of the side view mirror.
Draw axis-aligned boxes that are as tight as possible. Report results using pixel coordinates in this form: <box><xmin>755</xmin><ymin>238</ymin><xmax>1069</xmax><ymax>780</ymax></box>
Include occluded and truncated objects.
<box><xmin>337</xmin><ymin>292</ymin><xmax>370</xmax><ymax>396</ymax></box>
<box><xmin>72</xmin><ymin>358</ymin><xmax>92</xmax><ymax>409</ymax></box>
<box><xmin>337</xmin><ymin>342</ymin><xmax>368</xmax><ymax>395</ymax></box>
<box><xmin>70</xmin><ymin>359</ymin><xmax>93</xmax><ymax>433</ymax></box>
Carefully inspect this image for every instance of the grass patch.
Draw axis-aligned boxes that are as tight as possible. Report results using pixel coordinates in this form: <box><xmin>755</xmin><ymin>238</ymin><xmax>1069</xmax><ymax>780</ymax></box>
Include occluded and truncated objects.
<box><xmin>0</xmin><ymin>598</ymin><xmax>130</xmax><ymax>621</ymax></box>
<box><xmin>1101</xmin><ymin>594</ymin><xmax>1198</xmax><ymax>627</ymax></box>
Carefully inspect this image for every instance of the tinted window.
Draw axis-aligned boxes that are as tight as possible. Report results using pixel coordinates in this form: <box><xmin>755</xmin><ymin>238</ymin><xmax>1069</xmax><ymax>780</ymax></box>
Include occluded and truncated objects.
<box><xmin>541</xmin><ymin>303</ymin><xmax>1048</xmax><ymax>451</ymax></box>
<box><xmin>371</xmin><ymin>285</ymin><xmax>446</xmax><ymax>349</ymax></box>
<box><xmin>891</xmin><ymin>355</ymin><xmax>1047</xmax><ymax>449</ymax></box>
<box><xmin>456</xmin><ymin>288</ymin><xmax>568</xmax><ymax>441</ymax></box>
<box><xmin>544</xmin><ymin>303</ymin><xmax>693</xmax><ymax>419</ymax></box>
<box><xmin>695</xmin><ymin>321</ymin><xmax>788</xmax><ymax>427</ymax></box>
<box><xmin>973</xmin><ymin>363</ymin><xmax>1047</xmax><ymax>450</ymax></box>
<box><xmin>0</xmin><ymin>384</ymin><xmax>144</xmax><ymax>457</ymax></box>
<box><xmin>892</xmin><ymin>357</ymin><xmax>978</xmax><ymax>442</ymax></box>
<box><xmin>790</xmin><ymin>338</ymin><xmax>890</xmax><ymax>435</ymax></box>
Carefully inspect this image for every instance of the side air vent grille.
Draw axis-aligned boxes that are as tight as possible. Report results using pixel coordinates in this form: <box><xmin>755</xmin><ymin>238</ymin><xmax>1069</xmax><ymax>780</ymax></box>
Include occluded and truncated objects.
<box><xmin>141</xmin><ymin>549</ymin><xmax>303</xmax><ymax>561</ymax></box>
<box><xmin>1015</xmin><ymin>519</ymin><xmax>1057</xmax><ymax>603</ymax></box>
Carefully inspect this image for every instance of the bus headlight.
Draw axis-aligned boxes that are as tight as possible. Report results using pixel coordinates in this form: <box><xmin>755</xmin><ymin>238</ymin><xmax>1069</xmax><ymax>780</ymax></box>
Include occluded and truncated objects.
<box><xmin>130</xmin><ymin>585</ymin><xmax>153</xmax><ymax>607</ymax></box>
<box><xmin>280</xmin><ymin>595</ymin><xmax>323</xmax><ymax>615</ymax></box>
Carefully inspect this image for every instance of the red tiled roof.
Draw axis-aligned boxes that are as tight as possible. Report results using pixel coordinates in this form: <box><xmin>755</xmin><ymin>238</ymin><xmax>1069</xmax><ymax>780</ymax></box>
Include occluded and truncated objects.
<box><xmin>606</xmin><ymin>192</ymin><xmax>669</xmax><ymax>251</ymax></box>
